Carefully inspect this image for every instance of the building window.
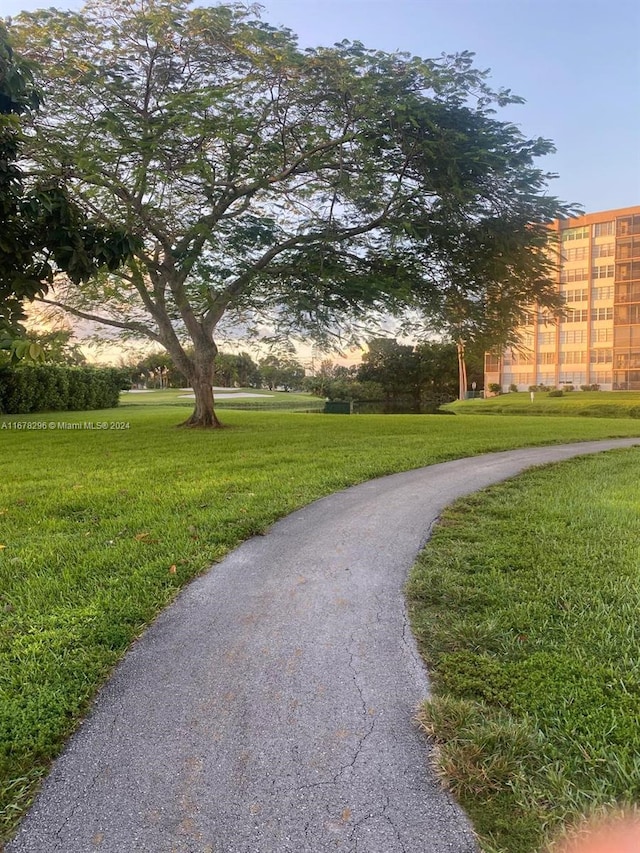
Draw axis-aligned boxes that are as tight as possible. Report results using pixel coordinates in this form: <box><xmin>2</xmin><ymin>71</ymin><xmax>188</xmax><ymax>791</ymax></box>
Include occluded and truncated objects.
<box><xmin>560</xmin><ymin>329</ymin><xmax>587</xmax><ymax>344</ymax></box>
<box><xmin>615</xmin><ymin>351</ymin><xmax>640</xmax><ymax>368</ymax></box>
<box><xmin>561</xmin><ymin>268</ymin><xmax>589</xmax><ymax>283</ymax></box>
<box><xmin>591</xmin><ymin>285</ymin><xmax>614</xmax><ymax>300</ymax></box>
<box><xmin>563</xmin><ymin>309</ymin><xmax>589</xmax><ymax>323</ymax></box>
<box><xmin>512</xmin><ymin>352</ymin><xmax>533</xmax><ymax>365</ymax></box>
<box><xmin>590</xmin><ymin>349</ymin><xmax>613</xmax><ymax>363</ymax></box>
<box><xmin>592</xmin><ymin>243</ymin><xmax>615</xmax><ymax>259</ymax></box>
<box><xmin>562</xmin><ymin>226</ymin><xmax>589</xmax><ymax>242</ymax></box>
<box><xmin>617</xmin><ymin>261</ymin><xmax>640</xmax><ymax>281</ymax></box>
<box><xmin>591</xmin><ymin>327</ymin><xmax>613</xmax><ymax>342</ymax></box>
<box><xmin>537</xmin><ymin>351</ymin><xmax>557</xmax><ymax>364</ymax></box>
<box><xmin>561</xmin><ymin>288</ymin><xmax>588</xmax><ymax>302</ymax></box>
<box><xmin>538</xmin><ymin>331</ymin><xmax>555</xmax><ymax>345</ymax></box>
<box><xmin>593</xmin><ymin>221</ymin><xmax>614</xmax><ymax>237</ymax></box>
<box><xmin>563</xmin><ymin>246</ymin><xmax>589</xmax><ymax>261</ymax></box>
<box><xmin>615</xmin><ymin>283</ymin><xmax>640</xmax><ymax>303</ymax></box>
<box><xmin>559</xmin><ymin>371</ymin><xmax>586</xmax><ymax>384</ymax></box>
<box><xmin>593</xmin><ymin>371</ymin><xmax>612</xmax><ymax>383</ymax></box>
<box><xmin>560</xmin><ymin>351</ymin><xmax>586</xmax><ymax>364</ymax></box>
<box><xmin>616</xmin><ymin>305</ymin><xmax>640</xmax><ymax>324</ymax></box>
<box><xmin>617</xmin><ymin>215</ymin><xmax>640</xmax><ymax>237</ymax></box>
<box><xmin>591</xmin><ymin>307</ymin><xmax>613</xmax><ymax>321</ymax></box>
<box><xmin>592</xmin><ymin>264</ymin><xmax>615</xmax><ymax>279</ymax></box>
<box><xmin>617</xmin><ymin>238</ymin><xmax>640</xmax><ymax>260</ymax></box>
<box><xmin>613</xmin><ymin>325</ymin><xmax>640</xmax><ymax>348</ymax></box>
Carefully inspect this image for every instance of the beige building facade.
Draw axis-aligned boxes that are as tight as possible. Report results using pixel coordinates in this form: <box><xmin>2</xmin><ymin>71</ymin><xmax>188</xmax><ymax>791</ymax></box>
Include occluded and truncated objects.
<box><xmin>485</xmin><ymin>205</ymin><xmax>640</xmax><ymax>392</ymax></box>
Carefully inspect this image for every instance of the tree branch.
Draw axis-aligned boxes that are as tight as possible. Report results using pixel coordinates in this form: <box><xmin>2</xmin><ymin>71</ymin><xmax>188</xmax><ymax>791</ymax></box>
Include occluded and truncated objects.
<box><xmin>201</xmin><ymin>214</ymin><xmax>389</xmax><ymax>335</ymax></box>
<box><xmin>35</xmin><ymin>297</ymin><xmax>162</xmax><ymax>341</ymax></box>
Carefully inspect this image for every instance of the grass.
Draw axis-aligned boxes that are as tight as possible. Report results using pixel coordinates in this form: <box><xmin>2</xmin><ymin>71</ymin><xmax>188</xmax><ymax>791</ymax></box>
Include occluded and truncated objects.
<box><xmin>122</xmin><ymin>387</ymin><xmax>324</xmax><ymax>410</ymax></box>
<box><xmin>407</xmin><ymin>449</ymin><xmax>640</xmax><ymax>853</ymax></box>
<box><xmin>1</xmin><ymin>399</ymin><xmax>640</xmax><ymax>845</ymax></box>
<box><xmin>446</xmin><ymin>390</ymin><xmax>640</xmax><ymax>419</ymax></box>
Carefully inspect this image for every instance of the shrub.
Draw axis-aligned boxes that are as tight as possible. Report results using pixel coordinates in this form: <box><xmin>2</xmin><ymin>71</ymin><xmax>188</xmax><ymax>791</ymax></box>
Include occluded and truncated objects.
<box><xmin>0</xmin><ymin>366</ymin><xmax>127</xmax><ymax>414</ymax></box>
<box><xmin>325</xmin><ymin>379</ymin><xmax>384</xmax><ymax>402</ymax></box>
<box><xmin>548</xmin><ymin>389</ymin><xmax>564</xmax><ymax>397</ymax></box>
<box><xmin>579</xmin><ymin>383</ymin><xmax>601</xmax><ymax>392</ymax></box>
<box><xmin>529</xmin><ymin>384</ymin><xmax>556</xmax><ymax>393</ymax></box>
<box><xmin>488</xmin><ymin>383</ymin><xmax>502</xmax><ymax>395</ymax></box>
<box><xmin>509</xmin><ymin>384</ymin><xmax>518</xmax><ymax>393</ymax></box>
<box><xmin>562</xmin><ymin>385</ymin><xmax>575</xmax><ymax>392</ymax></box>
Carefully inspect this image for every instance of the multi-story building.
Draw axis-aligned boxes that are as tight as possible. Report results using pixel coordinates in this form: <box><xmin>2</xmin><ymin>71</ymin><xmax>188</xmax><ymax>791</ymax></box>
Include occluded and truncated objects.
<box><xmin>485</xmin><ymin>205</ymin><xmax>640</xmax><ymax>392</ymax></box>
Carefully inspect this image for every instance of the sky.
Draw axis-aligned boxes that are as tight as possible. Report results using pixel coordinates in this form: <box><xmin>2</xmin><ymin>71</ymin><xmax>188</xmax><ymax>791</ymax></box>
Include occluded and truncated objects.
<box><xmin>2</xmin><ymin>0</ymin><xmax>639</xmax><ymax>213</ymax></box>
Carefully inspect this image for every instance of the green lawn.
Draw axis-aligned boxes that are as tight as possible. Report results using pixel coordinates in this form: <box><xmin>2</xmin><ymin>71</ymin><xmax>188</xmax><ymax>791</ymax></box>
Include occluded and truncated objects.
<box><xmin>447</xmin><ymin>390</ymin><xmax>640</xmax><ymax>419</ymax></box>
<box><xmin>2</xmin><ymin>403</ymin><xmax>640</xmax><ymax>843</ymax></box>
<box><xmin>407</xmin><ymin>449</ymin><xmax>640</xmax><ymax>853</ymax></box>
<box><xmin>122</xmin><ymin>387</ymin><xmax>324</xmax><ymax>410</ymax></box>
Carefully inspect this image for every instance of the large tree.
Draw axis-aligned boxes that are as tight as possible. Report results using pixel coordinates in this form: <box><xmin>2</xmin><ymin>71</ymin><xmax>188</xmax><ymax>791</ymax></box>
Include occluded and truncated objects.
<box><xmin>7</xmin><ymin>0</ymin><xmax>572</xmax><ymax>425</ymax></box>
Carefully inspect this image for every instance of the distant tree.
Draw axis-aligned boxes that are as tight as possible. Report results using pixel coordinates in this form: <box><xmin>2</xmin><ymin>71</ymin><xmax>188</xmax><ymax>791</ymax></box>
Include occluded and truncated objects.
<box><xmin>323</xmin><ymin>377</ymin><xmax>383</xmax><ymax>403</ymax></box>
<box><xmin>234</xmin><ymin>352</ymin><xmax>261</xmax><ymax>388</ymax></box>
<box><xmin>213</xmin><ymin>353</ymin><xmax>239</xmax><ymax>388</ymax></box>
<box><xmin>304</xmin><ymin>359</ymin><xmax>356</xmax><ymax>397</ymax></box>
<box><xmin>358</xmin><ymin>339</ymin><xmax>421</xmax><ymax>408</ymax></box>
<box><xmin>214</xmin><ymin>352</ymin><xmax>260</xmax><ymax>388</ymax></box>
<box><xmin>8</xmin><ymin>0</ymin><xmax>573</xmax><ymax>425</ymax></box>
<box><xmin>134</xmin><ymin>350</ymin><xmax>186</xmax><ymax>388</ymax></box>
<box><xmin>358</xmin><ymin>338</ymin><xmax>457</xmax><ymax>411</ymax></box>
<box><xmin>413</xmin><ymin>340</ymin><xmax>458</xmax><ymax>402</ymax></box>
<box><xmin>259</xmin><ymin>355</ymin><xmax>305</xmax><ymax>391</ymax></box>
<box><xmin>257</xmin><ymin>357</ymin><xmax>277</xmax><ymax>392</ymax></box>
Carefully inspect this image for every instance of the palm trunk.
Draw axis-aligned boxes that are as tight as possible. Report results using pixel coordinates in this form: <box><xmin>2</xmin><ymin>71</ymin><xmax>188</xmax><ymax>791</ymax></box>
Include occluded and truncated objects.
<box><xmin>457</xmin><ymin>340</ymin><xmax>468</xmax><ymax>401</ymax></box>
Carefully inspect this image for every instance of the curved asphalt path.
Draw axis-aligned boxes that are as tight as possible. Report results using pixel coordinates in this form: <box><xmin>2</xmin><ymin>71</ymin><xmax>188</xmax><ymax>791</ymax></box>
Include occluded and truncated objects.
<box><xmin>8</xmin><ymin>438</ymin><xmax>639</xmax><ymax>853</ymax></box>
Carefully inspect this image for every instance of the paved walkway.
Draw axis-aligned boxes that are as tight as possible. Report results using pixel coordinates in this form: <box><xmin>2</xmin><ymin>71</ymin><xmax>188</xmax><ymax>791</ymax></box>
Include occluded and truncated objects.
<box><xmin>8</xmin><ymin>439</ymin><xmax>639</xmax><ymax>853</ymax></box>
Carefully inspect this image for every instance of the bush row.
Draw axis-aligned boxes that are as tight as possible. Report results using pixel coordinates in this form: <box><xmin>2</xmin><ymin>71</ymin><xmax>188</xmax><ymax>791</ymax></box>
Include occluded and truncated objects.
<box><xmin>527</xmin><ymin>384</ymin><xmax>600</xmax><ymax>393</ymax></box>
<box><xmin>0</xmin><ymin>366</ymin><xmax>130</xmax><ymax>414</ymax></box>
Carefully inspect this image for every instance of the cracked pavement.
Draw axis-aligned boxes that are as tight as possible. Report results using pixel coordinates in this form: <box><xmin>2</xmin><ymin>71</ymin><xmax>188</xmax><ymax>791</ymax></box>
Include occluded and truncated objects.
<box><xmin>7</xmin><ymin>438</ymin><xmax>639</xmax><ymax>853</ymax></box>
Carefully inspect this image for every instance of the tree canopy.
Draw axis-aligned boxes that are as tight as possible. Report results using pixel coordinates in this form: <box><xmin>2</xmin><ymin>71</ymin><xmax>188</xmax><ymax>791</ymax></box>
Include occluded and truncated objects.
<box><xmin>6</xmin><ymin>0</ymin><xmax>574</xmax><ymax>424</ymax></box>
<box><xmin>0</xmin><ymin>21</ymin><xmax>139</xmax><ymax>361</ymax></box>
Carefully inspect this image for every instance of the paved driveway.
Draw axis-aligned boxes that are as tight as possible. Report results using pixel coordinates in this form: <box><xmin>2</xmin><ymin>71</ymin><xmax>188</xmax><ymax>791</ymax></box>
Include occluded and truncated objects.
<box><xmin>8</xmin><ymin>439</ymin><xmax>639</xmax><ymax>853</ymax></box>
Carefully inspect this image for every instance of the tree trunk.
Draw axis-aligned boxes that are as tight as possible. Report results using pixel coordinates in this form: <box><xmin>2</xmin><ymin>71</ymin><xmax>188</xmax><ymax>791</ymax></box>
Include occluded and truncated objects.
<box><xmin>179</xmin><ymin>345</ymin><xmax>223</xmax><ymax>428</ymax></box>
<box><xmin>457</xmin><ymin>340</ymin><xmax>468</xmax><ymax>401</ymax></box>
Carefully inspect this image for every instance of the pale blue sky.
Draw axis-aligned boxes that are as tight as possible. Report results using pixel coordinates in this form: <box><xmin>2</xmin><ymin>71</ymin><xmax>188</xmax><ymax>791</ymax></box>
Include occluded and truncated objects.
<box><xmin>2</xmin><ymin>0</ymin><xmax>639</xmax><ymax>213</ymax></box>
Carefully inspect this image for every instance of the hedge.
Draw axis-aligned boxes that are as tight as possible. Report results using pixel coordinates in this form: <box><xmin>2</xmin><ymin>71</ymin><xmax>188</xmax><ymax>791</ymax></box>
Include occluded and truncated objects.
<box><xmin>0</xmin><ymin>366</ymin><xmax>130</xmax><ymax>414</ymax></box>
